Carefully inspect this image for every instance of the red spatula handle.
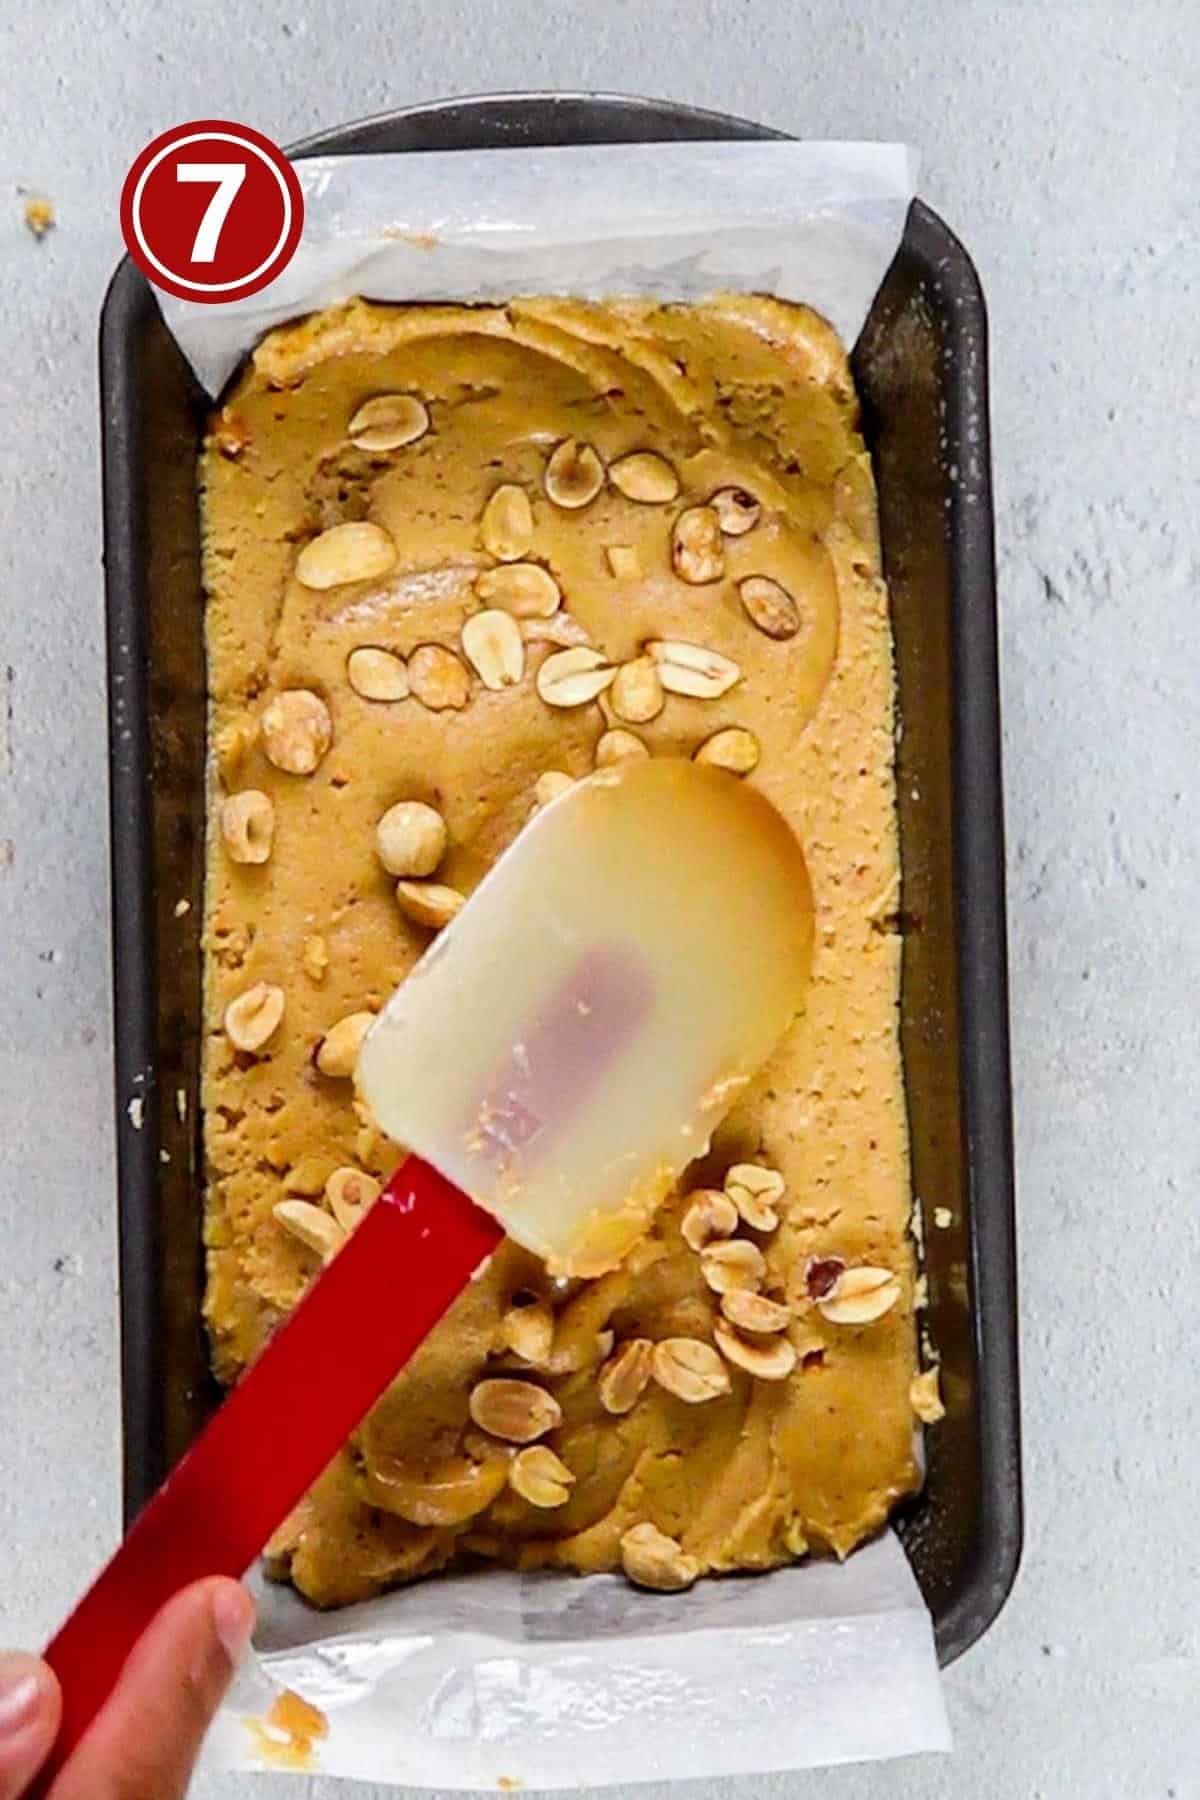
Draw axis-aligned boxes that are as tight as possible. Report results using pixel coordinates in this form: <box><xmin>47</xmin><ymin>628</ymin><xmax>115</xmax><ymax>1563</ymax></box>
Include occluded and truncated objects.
<box><xmin>37</xmin><ymin>1156</ymin><xmax>501</xmax><ymax>1788</ymax></box>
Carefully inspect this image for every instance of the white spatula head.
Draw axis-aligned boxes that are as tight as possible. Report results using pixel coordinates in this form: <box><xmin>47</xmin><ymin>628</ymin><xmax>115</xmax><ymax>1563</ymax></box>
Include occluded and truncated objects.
<box><xmin>357</xmin><ymin>759</ymin><xmax>814</xmax><ymax>1275</ymax></box>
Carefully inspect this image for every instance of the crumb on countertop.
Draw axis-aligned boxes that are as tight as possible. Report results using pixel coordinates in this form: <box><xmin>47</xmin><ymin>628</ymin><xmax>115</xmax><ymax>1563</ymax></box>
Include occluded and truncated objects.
<box><xmin>22</xmin><ymin>195</ymin><xmax>55</xmax><ymax>240</ymax></box>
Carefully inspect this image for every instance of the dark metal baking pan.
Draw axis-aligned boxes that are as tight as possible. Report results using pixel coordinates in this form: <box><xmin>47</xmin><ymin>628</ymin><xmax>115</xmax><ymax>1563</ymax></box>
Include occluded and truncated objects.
<box><xmin>100</xmin><ymin>92</ymin><xmax>1020</xmax><ymax>1668</ymax></box>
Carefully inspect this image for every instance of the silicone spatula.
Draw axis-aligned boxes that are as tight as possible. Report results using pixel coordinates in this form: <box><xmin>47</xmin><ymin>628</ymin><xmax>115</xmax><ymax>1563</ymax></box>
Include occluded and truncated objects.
<box><xmin>39</xmin><ymin>758</ymin><xmax>813</xmax><ymax>1783</ymax></box>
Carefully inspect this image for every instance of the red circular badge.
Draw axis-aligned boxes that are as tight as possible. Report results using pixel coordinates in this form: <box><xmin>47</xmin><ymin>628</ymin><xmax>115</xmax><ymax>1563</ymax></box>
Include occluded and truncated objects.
<box><xmin>120</xmin><ymin>120</ymin><xmax>304</xmax><ymax>303</ymax></box>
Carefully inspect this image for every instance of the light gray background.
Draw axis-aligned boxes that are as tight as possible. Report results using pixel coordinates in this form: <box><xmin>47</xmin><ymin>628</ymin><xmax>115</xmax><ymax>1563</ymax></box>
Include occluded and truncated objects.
<box><xmin>0</xmin><ymin>2</ymin><xmax>1193</xmax><ymax>1796</ymax></box>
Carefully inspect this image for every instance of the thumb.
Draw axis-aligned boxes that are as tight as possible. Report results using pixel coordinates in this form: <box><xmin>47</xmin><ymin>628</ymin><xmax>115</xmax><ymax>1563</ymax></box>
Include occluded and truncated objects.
<box><xmin>49</xmin><ymin>1578</ymin><xmax>254</xmax><ymax>1800</ymax></box>
<box><xmin>0</xmin><ymin>1655</ymin><xmax>61</xmax><ymax>1800</ymax></box>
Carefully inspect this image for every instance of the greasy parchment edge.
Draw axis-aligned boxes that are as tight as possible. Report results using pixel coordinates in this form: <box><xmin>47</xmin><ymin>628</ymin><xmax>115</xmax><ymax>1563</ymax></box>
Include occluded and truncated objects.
<box><xmin>206</xmin><ymin>1536</ymin><xmax>947</xmax><ymax>1786</ymax></box>
<box><xmin>158</xmin><ymin>140</ymin><xmax>917</xmax><ymax>395</ymax></box>
<box><xmin>180</xmin><ymin>136</ymin><xmax>948</xmax><ymax>1786</ymax></box>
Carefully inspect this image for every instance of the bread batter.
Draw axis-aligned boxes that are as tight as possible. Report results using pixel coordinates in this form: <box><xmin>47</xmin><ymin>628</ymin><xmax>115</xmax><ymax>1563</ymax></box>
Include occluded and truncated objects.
<box><xmin>200</xmin><ymin>295</ymin><xmax>921</xmax><ymax>1607</ymax></box>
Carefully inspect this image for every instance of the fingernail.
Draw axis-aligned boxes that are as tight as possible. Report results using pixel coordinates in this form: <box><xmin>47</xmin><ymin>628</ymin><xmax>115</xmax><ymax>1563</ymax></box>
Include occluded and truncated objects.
<box><xmin>211</xmin><ymin>1582</ymin><xmax>256</xmax><ymax>1669</ymax></box>
<box><xmin>0</xmin><ymin>1671</ymin><xmax>42</xmax><ymax>1735</ymax></box>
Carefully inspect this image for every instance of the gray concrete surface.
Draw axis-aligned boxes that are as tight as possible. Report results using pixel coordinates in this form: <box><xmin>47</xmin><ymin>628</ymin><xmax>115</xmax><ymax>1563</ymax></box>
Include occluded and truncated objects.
<box><xmin>1</xmin><ymin>1</ymin><xmax>1195</xmax><ymax>1795</ymax></box>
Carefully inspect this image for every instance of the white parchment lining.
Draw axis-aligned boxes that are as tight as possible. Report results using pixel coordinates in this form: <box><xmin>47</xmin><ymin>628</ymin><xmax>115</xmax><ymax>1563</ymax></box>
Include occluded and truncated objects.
<box><xmin>160</xmin><ymin>141</ymin><xmax>915</xmax><ymax>394</ymax></box>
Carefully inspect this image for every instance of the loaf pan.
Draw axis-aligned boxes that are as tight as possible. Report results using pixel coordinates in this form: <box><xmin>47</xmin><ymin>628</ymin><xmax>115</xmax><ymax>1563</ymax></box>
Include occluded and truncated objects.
<box><xmin>99</xmin><ymin>92</ymin><xmax>1020</xmax><ymax>1667</ymax></box>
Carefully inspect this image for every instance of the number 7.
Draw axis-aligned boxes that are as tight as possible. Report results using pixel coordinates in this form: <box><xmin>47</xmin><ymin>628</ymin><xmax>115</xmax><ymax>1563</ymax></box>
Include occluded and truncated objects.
<box><xmin>176</xmin><ymin>162</ymin><xmax>246</xmax><ymax>263</ymax></box>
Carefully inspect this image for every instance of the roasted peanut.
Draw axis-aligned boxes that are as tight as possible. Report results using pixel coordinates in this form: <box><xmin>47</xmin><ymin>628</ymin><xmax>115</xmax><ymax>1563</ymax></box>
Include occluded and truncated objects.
<box><xmin>408</xmin><ymin>645</ymin><xmax>471</xmax><ymax>711</ymax></box>
<box><xmin>681</xmin><ymin>1190</ymin><xmax>739</xmax><ymax>1252</ymax></box>
<box><xmin>671</xmin><ymin>507</ymin><xmax>724</xmax><ymax>583</ymax></box>
<box><xmin>709</xmin><ymin>487</ymin><xmax>760</xmax><ymax>536</ymax></box>
<box><xmin>699</xmin><ymin>1238</ymin><xmax>766</xmax><ymax>1294</ymax></box>
<box><xmin>395</xmin><ymin>881</ymin><xmax>465</xmax><ymax>930</ymax></box>
<box><xmin>461</xmin><ymin>609</ymin><xmax>525</xmax><ymax>689</ymax></box>
<box><xmin>296</xmin><ymin>521</ymin><xmax>396</xmax><ymax>589</ymax></box>
<box><xmin>620</xmin><ymin>1523</ymin><xmax>699</xmax><ymax>1592</ymax></box>
<box><xmin>651</xmin><ymin>1337</ymin><xmax>731</xmax><ymax>1404</ymax></box>
<box><xmin>347</xmin><ymin>647</ymin><xmax>409</xmax><ymax>701</ymax></box>
<box><xmin>609</xmin><ymin>656</ymin><xmax>665</xmax><ymax>724</ymax></box>
<box><xmin>315</xmin><ymin>1010</ymin><xmax>374</xmax><ymax>1078</ymax></box>
<box><xmin>224</xmin><ymin>982</ymin><xmax>285</xmax><ymax>1053</ymax></box>
<box><xmin>509</xmin><ymin>1446</ymin><xmax>575</xmax><ymax>1508</ymax></box>
<box><xmin>598</xmin><ymin>1338</ymin><xmax>654</xmax><ymax>1415</ymax></box>
<box><xmin>738</xmin><ymin>575</ymin><xmax>801</xmax><ymax>640</ymax></box>
<box><xmin>220</xmin><ymin>790</ymin><xmax>275</xmax><ymax>864</ymax></box>
<box><xmin>475</xmin><ymin>562</ymin><xmax>561</xmax><ymax>618</ymax></box>
<box><xmin>544</xmin><ymin>439</ymin><xmax>604</xmax><ymax>508</ymax></box>
<box><xmin>595</xmin><ymin>728</ymin><xmax>649</xmax><ymax>768</ymax></box>
<box><xmin>816</xmin><ymin>1266</ymin><xmax>901</xmax><ymax>1325</ymax></box>
<box><xmin>261</xmin><ymin>690</ymin><xmax>332</xmax><ymax>775</ymax></box>
<box><xmin>481</xmin><ymin>485</ymin><xmax>534</xmax><ymax>561</ymax></box>
<box><xmin>347</xmin><ymin>393</ymin><xmax>430</xmax><ymax>451</ymax></box>
<box><xmin>468</xmin><ymin>1378</ymin><xmax>563</xmax><ymax>1444</ymax></box>
<box><xmin>375</xmin><ymin>800</ymin><xmax>447</xmax><ymax>878</ymax></box>
<box><xmin>694</xmin><ymin>728</ymin><xmax>760</xmax><ymax>775</ymax></box>
<box><xmin>609</xmin><ymin>451</ymin><xmax>679</xmax><ymax>504</ymax></box>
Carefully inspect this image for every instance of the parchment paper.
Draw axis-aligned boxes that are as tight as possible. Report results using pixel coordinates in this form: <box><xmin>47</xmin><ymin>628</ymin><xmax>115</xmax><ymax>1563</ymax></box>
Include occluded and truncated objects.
<box><xmin>161</xmin><ymin>137</ymin><xmax>949</xmax><ymax>1786</ymax></box>
<box><xmin>158</xmin><ymin>140</ymin><xmax>915</xmax><ymax>395</ymax></box>
<box><xmin>206</xmin><ymin>1533</ymin><xmax>946</xmax><ymax>1787</ymax></box>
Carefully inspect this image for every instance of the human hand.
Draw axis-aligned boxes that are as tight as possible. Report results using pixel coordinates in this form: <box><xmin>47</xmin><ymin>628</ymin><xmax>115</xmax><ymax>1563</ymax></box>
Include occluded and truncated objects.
<box><xmin>0</xmin><ymin>1577</ymin><xmax>254</xmax><ymax>1799</ymax></box>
